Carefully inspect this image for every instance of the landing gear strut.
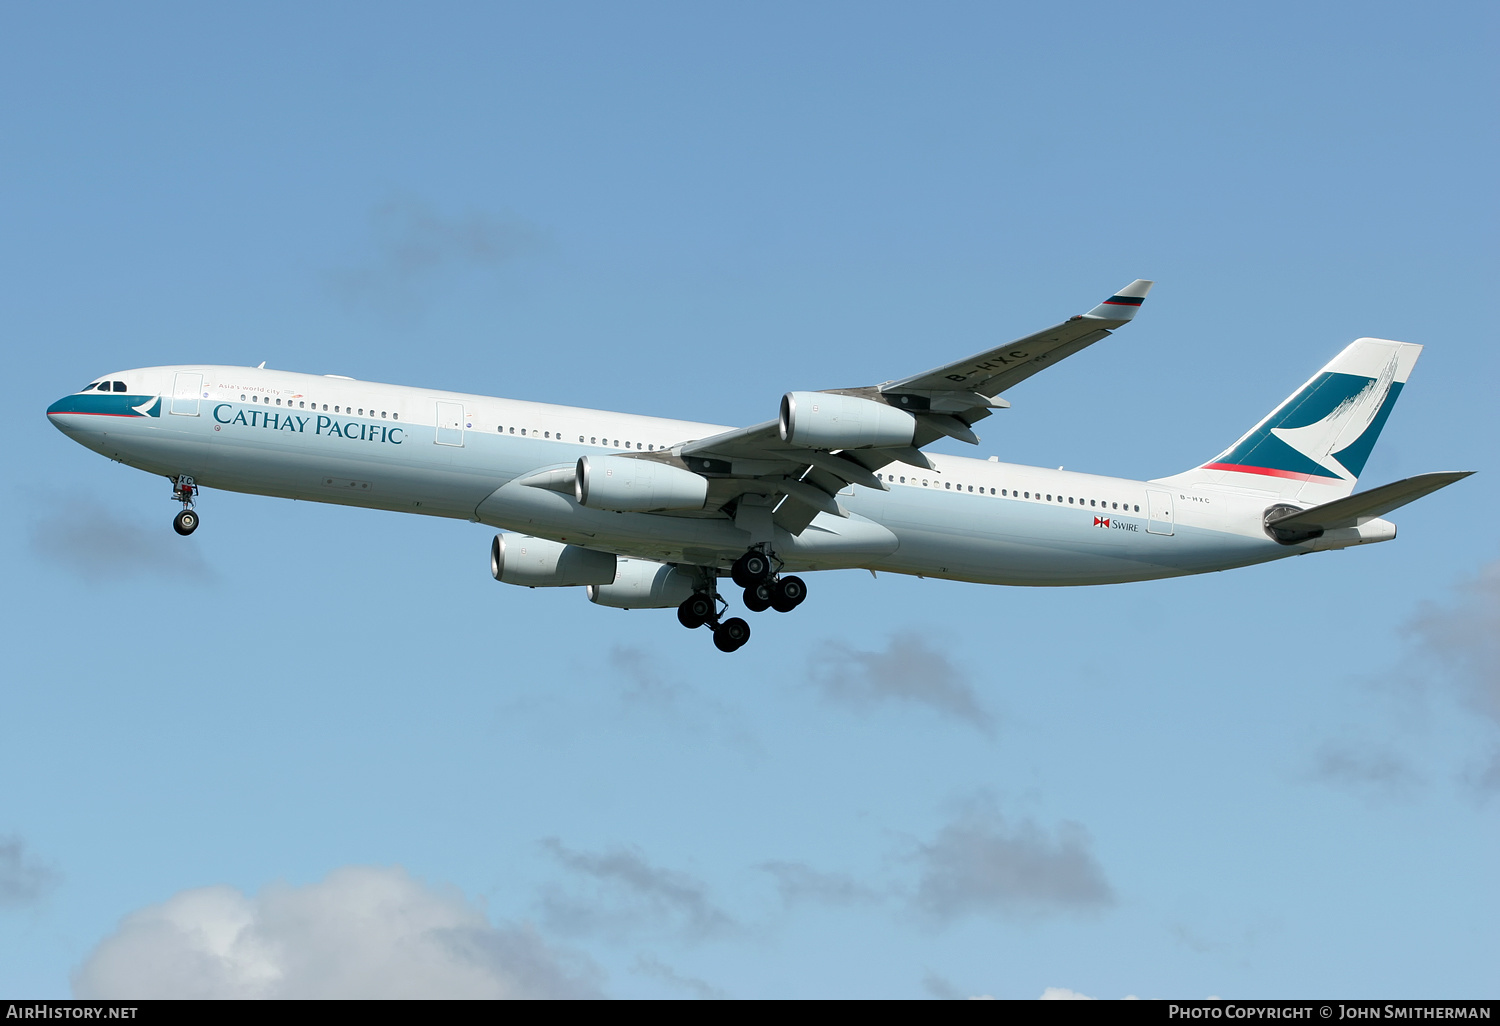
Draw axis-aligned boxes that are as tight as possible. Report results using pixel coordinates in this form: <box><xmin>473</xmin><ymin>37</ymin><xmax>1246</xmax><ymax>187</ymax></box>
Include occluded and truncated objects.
<box><xmin>676</xmin><ymin>550</ymin><xmax>806</xmax><ymax>651</ymax></box>
<box><xmin>676</xmin><ymin>575</ymin><xmax>752</xmax><ymax>653</ymax></box>
<box><xmin>732</xmin><ymin>547</ymin><xmax>807</xmax><ymax>615</ymax></box>
<box><xmin>171</xmin><ymin>475</ymin><xmax>199</xmax><ymax>536</ymax></box>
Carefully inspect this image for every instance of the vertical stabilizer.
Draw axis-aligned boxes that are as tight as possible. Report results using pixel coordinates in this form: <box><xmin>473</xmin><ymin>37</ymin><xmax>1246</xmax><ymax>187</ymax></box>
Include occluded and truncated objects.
<box><xmin>1157</xmin><ymin>338</ymin><xmax>1422</xmax><ymax>504</ymax></box>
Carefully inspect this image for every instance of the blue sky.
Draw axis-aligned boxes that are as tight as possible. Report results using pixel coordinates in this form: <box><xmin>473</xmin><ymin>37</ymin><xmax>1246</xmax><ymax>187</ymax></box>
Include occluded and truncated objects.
<box><xmin>1</xmin><ymin>1</ymin><xmax>1496</xmax><ymax>999</ymax></box>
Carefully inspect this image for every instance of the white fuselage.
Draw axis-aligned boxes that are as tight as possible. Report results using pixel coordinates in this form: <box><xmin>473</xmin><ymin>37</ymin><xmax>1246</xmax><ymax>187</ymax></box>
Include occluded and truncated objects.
<box><xmin>47</xmin><ymin>365</ymin><xmax>1392</xmax><ymax>587</ymax></box>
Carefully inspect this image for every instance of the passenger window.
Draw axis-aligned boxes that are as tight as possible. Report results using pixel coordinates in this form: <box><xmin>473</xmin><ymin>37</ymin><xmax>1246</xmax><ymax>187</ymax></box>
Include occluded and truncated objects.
<box><xmin>591</xmin><ymin>437</ymin><xmax>597</xmax><ymax>444</ymax></box>
<box><xmin>990</xmin><ymin>488</ymin><xmax>996</xmax><ymax>495</ymax></box>
<box><xmin>358</xmin><ymin>408</ymin><xmax>364</xmax><ymax>416</ymax></box>
<box><xmin>392</xmin><ymin>412</ymin><xmax>398</xmax><ymax>420</ymax></box>
<box><xmin>1133</xmin><ymin>504</ymin><xmax>1140</xmax><ymax>512</ymax></box>
<box><xmin>944</xmin><ymin>482</ymin><xmax>950</xmax><ymax>490</ymax></box>
<box><xmin>544</xmin><ymin>431</ymin><xmax>550</xmax><ymax>439</ymax></box>
<box><xmin>521</xmin><ymin>429</ymin><xmax>526</xmax><ymax>436</ymax></box>
<box><xmin>381</xmin><ymin>411</ymin><xmax>387</xmax><ymax>418</ymax></box>
<box><xmin>509</xmin><ymin>427</ymin><xmax>515</xmax><ymax>434</ymax></box>
<box><xmin>899</xmin><ymin>477</ymin><xmax>906</xmax><ymax>484</ymax></box>
<box><xmin>240</xmin><ymin>394</ymin><xmax>246</xmax><ymax>401</ymax></box>
<box><xmin>1046</xmin><ymin>494</ymin><xmax>1051</xmax><ymax>501</ymax></box>
<box><xmin>275</xmin><ymin>398</ymin><xmax>281</xmax><ymax>405</ymax></box>
<box><xmin>967</xmin><ymin>485</ymin><xmax>973</xmax><ymax>492</ymax></box>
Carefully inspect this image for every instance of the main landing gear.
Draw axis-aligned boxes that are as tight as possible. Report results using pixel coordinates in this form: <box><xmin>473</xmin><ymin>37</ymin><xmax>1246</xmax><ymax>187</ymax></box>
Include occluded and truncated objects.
<box><xmin>676</xmin><ymin>590</ymin><xmax>751</xmax><ymax>653</ymax></box>
<box><xmin>676</xmin><ymin>548</ymin><xmax>810</xmax><ymax>653</ymax></box>
<box><xmin>171</xmin><ymin>475</ymin><xmax>199</xmax><ymax>536</ymax></box>
<box><xmin>731</xmin><ymin>549</ymin><xmax>807</xmax><ymax>615</ymax></box>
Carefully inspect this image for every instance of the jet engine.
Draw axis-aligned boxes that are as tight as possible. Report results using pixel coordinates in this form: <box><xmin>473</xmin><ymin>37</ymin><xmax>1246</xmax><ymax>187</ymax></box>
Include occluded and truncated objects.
<box><xmin>575</xmin><ymin>455</ymin><xmax>708</xmax><ymax>512</ymax></box>
<box><xmin>779</xmin><ymin>391</ymin><xmax>917</xmax><ymax>449</ymax></box>
<box><xmin>587</xmin><ymin>557</ymin><xmax>697</xmax><ymax>609</ymax></box>
<box><xmin>490</xmin><ymin>533</ymin><xmax>617</xmax><ymax>587</ymax></box>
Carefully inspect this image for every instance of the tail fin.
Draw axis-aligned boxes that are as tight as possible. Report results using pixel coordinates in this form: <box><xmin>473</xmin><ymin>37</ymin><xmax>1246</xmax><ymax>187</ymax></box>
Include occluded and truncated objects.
<box><xmin>1159</xmin><ymin>337</ymin><xmax>1422</xmax><ymax>503</ymax></box>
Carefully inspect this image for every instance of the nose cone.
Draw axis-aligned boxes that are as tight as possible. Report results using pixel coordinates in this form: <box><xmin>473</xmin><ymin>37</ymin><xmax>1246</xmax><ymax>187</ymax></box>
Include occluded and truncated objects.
<box><xmin>46</xmin><ymin>390</ymin><xmax>162</xmax><ymax>437</ymax></box>
<box><xmin>47</xmin><ymin>393</ymin><xmax>90</xmax><ymax>437</ymax></box>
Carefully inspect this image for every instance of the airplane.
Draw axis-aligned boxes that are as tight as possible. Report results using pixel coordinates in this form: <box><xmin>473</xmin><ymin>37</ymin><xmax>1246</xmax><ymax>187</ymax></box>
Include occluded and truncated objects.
<box><xmin>46</xmin><ymin>280</ymin><xmax>1471</xmax><ymax>652</ymax></box>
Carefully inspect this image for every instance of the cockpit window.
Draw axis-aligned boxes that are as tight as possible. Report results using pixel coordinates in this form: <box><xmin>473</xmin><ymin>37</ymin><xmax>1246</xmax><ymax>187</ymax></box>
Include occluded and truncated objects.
<box><xmin>81</xmin><ymin>382</ymin><xmax>99</xmax><ymax>391</ymax></box>
<box><xmin>112</xmin><ymin>381</ymin><xmax>127</xmax><ymax>392</ymax></box>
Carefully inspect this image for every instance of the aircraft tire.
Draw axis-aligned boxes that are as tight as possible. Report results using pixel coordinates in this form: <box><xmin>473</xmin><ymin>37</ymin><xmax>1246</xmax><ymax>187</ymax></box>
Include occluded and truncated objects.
<box><xmin>731</xmin><ymin>552</ymin><xmax>772</xmax><ymax>588</ymax></box>
<box><xmin>173</xmin><ymin>509</ymin><xmax>199</xmax><ymax>536</ymax></box>
<box><xmin>743</xmin><ymin>583</ymin><xmax>772</xmax><ymax>613</ymax></box>
<box><xmin>677</xmin><ymin>594</ymin><xmax>713</xmax><ymax>629</ymax></box>
<box><xmin>770</xmin><ymin>575</ymin><xmax>805</xmax><ymax>612</ymax></box>
<box><xmin>713</xmin><ymin>617</ymin><xmax>750</xmax><ymax>652</ymax></box>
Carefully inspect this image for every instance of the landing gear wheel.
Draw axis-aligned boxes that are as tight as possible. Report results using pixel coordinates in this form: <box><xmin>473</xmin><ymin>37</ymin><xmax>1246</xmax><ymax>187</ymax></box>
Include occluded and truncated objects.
<box><xmin>173</xmin><ymin>509</ymin><xmax>199</xmax><ymax>536</ymax></box>
<box><xmin>743</xmin><ymin>583</ymin><xmax>772</xmax><ymax>612</ymax></box>
<box><xmin>677</xmin><ymin>593</ymin><xmax>714</xmax><ymax>629</ymax></box>
<box><xmin>713</xmin><ymin>617</ymin><xmax>751</xmax><ymax>652</ymax></box>
<box><xmin>770</xmin><ymin>575</ymin><xmax>806</xmax><ymax>612</ymax></box>
<box><xmin>731</xmin><ymin>551</ymin><xmax>772</xmax><ymax>589</ymax></box>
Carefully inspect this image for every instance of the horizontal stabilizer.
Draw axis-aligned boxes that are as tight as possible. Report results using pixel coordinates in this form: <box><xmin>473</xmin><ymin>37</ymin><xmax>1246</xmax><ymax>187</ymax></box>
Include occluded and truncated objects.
<box><xmin>1266</xmin><ymin>471</ymin><xmax>1474</xmax><ymax>532</ymax></box>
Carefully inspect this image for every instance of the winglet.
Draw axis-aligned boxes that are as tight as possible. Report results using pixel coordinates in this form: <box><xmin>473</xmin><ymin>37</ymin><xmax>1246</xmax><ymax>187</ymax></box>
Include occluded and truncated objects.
<box><xmin>1084</xmin><ymin>279</ymin><xmax>1154</xmax><ymax>322</ymax></box>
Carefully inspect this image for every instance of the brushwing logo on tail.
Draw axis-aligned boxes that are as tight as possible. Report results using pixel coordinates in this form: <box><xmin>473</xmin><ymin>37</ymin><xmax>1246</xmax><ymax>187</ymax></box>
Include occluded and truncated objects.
<box><xmin>1203</xmin><ymin>354</ymin><xmax>1403</xmax><ymax>483</ymax></box>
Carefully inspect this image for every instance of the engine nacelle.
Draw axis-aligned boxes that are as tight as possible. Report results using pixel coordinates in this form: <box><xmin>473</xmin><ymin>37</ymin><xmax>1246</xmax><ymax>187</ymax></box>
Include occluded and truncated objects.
<box><xmin>779</xmin><ymin>391</ymin><xmax>917</xmax><ymax>449</ymax></box>
<box><xmin>575</xmin><ymin>455</ymin><xmax>708</xmax><ymax>512</ymax></box>
<box><xmin>587</xmin><ymin>558</ymin><xmax>697</xmax><ymax>609</ymax></box>
<box><xmin>490</xmin><ymin>534</ymin><xmax>616</xmax><ymax>587</ymax></box>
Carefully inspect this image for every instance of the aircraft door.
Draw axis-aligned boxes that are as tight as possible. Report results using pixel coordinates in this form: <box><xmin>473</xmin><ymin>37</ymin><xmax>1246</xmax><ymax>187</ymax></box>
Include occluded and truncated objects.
<box><xmin>435</xmin><ymin>401</ymin><xmax>464</xmax><ymax>446</ymax></box>
<box><xmin>1146</xmin><ymin>489</ymin><xmax>1175</xmax><ymax>536</ymax></box>
<box><xmin>170</xmin><ymin>372</ymin><xmax>202</xmax><ymax>416</ymax></box>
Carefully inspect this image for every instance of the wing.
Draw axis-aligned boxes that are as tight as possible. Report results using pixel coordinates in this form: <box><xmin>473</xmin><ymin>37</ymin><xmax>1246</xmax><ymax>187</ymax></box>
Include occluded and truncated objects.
<box><xmin>661</xmin><ymin>279</ymin><xmax>1156</xmax><ymax>533</ymax></box>
<box><xmin>880</xmin><ymin>278</ymin><xmax>1154</xmax><ymax>397</ymax></box>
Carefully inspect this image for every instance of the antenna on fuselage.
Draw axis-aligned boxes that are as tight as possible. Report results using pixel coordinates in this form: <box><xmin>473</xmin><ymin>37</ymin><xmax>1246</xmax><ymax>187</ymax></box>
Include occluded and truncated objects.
<box><xmin>256</xmin><ymin>361</ymin><xmax>266</xmax><ymax>369</ymax></box>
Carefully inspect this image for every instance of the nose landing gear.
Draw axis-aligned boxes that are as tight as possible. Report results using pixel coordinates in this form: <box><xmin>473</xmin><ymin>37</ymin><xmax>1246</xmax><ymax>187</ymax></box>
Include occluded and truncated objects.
<box><xmin>171</xmin><ymin>475</ymin><xmax>199</xmax><ymax>536</ymax></box>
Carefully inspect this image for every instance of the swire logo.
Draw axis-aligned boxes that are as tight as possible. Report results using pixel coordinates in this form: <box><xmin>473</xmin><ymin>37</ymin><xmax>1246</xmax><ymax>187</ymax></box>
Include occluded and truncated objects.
<box><xmin>1094</xmin><ymin>517</ymin><xmax>1111</xmax><ymax>528</ymax></box>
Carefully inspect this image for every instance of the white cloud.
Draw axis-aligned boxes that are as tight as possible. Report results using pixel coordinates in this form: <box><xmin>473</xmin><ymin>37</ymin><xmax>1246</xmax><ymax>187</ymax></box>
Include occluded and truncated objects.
<box><xmin>1040</xmin><ymin>987</ymin><xmax>1095</xmax><ymax>999</ymax></box>
<box><xmin>72</xmin><ymin>866</ymin><xmax>599</xmax><ymax>999</ymax></box>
